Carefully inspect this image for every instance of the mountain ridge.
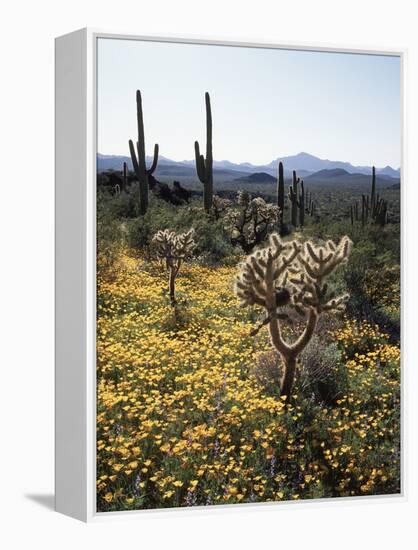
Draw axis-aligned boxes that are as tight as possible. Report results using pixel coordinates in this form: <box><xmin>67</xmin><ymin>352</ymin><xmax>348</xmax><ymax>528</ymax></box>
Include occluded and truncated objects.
<box><xmin>97</xmin><ymin>152</ymin><xmax>400</xmax><ymax>178</ymax></box>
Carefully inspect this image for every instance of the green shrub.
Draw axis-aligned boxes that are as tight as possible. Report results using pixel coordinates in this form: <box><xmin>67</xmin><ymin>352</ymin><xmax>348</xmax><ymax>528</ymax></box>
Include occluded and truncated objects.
<box><xmin>299</xmin><ymin>337</ymin><xmax>347</xmax><ymax>405</ymax></box>
<box><xmin>124</xmin><ymin>198</ymin><xmax>237</xmax><ymax>264</ymax></box>
<box><xmin>97</xmin><ymin>216</ymin><xmax>123</xmax><ymax>276</ymax></box>
<box><xmin>126</xmin><ymin>216</ymin><xmax>154</xmax><ymax>250</ymax></box>
<box><xmin>251</xmin><ymin>350</ymin><xmax>281</xmax><ymax>398</ymax></box>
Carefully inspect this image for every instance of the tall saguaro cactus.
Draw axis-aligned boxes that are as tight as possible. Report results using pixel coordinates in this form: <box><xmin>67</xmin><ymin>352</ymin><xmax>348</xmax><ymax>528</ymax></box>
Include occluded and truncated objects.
<box><xmin>371</xmin><ymin>165</ymin><xmax>376</xmax><ymax>212</ymax></box>
<box><xmin>194</xmin><ymin>92</ymin><xmax>213</xmax><ymax>212</ymax></box>
<box><xmin>299</xmin><ymin>180</ymin><xmax>305</xmax><ymax>227</ymax></box>
<box><xmin>277</xmin><ymin>161</ymin><xmax>285</xmax><ymax>228</ymax></box>
<box><xmin>351</xmin><ymin>165</ymin><xmax>388</xmax><ymax>228</ymax></box>
<box><xmin>234</xmin><ymin>233</ymin><xmax>352</xmax><ymax>397</ymax></box>
<box><xmin>122</xmin><ymin>161</ymin><xmax>128</xmax><ymax>192</ymax></box>
<box><xmin>288</xmin><ymin>171</ymin><xmax>299</xmax><ymax>227</ymax></box>
<box><xmin>128</xmin><ymin>90</ymin><xmax>159</xmax><ymax>215</ymax></box>
<box><xmin>288</xmin><ymin>171</ymin><xmax>305</xmax><ymax>227</ymax></box>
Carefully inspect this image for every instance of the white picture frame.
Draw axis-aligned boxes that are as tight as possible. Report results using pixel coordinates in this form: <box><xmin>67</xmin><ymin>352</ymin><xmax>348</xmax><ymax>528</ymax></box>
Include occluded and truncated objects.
<box><xmin>55</xmin><ymin>28</ymin><xmax>405</xmax><ymax>522</ymax></box>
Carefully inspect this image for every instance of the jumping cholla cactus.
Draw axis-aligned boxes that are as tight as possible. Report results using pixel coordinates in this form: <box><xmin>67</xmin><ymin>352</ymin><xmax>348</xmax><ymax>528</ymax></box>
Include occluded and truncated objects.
<box><xmin>212</xmin><ymin>195</ymin><xmax>232</xmax><ymax>220</ymax></box>
<box><xmin>225</xmin><ymin>191</ymin><xmax>280</xmax><ymax>253</ymax></box>
<box><xmin>152</xmin><ymin>229</ymin><xmax>196</xmax><ymax>305</ymax></box>
<box><xmin>234</xmin><ymin>233</ymin><xmax>352</xmax><ymax>397</ymax></box>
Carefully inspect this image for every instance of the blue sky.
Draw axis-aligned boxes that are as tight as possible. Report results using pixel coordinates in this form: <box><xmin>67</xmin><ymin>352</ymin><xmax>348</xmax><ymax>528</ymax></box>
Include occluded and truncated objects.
<box><xmin>97</xmin><ymin>38</ymin><xmax>401</xmax><ymax>168</ymax></box>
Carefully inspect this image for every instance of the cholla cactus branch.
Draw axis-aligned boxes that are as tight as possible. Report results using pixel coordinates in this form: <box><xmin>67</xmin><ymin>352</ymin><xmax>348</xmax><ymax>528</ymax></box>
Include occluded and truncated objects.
<box><xmin>212</xmin><ymin>195</ymin><xmax>232</xmax><ymax>220</ymax></box>
<box><xmin>234</xmin><ymin>233</ymin><xmax>352</xmax><ymax>397</ymax></box>
<box><xmin>226</xmin><ymin>191</ymin><xmax>280</xmax><ymax>253</ymax></box>
<box><xmin>152</xmin><ymin>229</ymin><xmax>195</xmax><ymax>305</ymax></box>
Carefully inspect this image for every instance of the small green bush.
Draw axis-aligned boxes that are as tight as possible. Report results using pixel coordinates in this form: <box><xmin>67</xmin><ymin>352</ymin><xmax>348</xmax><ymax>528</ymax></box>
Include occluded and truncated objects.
<box><xmin>299</xmin><ymin>337</ymin><xmax>347</xmax><ymax>405</ymax></box>
<box><xmin>124</xmin><ymin>198</ymin><xmax>237</xmax><ymax>264</ymax></box>
<box><xmin>251</xmin><ymin>350</ymin><xmax>281</xmax><ymax>398</ymax></box>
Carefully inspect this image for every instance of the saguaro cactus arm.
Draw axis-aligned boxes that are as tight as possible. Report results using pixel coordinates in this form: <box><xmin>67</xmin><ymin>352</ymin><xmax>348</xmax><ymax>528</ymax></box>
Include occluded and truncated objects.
<box><xmin>194</xmin><ymin>141</ymin><xmax>206</xmax><ymax>182</ymax></box>
<box><xmin>148</xmin><ymin>143</ymin><xmax>159</xmax><ymax>174</ymax></box>
<box><xmin>128</xmin><ymin>140</ymin><xmax>141</xmax><ymax>174</ymax></box>
<box><xmin>128</xmin><ymin>91</ymin><xmax>159</xmax><ymax>176</ymax></box>
<box><xmin>128</xmin><ymin>140</ymin><xmax>159</xmax><ymax>176</ymax></box>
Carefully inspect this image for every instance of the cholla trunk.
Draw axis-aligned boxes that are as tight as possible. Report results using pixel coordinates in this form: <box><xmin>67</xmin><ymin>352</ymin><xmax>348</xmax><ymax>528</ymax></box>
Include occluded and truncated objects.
<box><xmin>169</xmin><ymin>267</ymin><xmax>176</xmax><ymax>305</ymax></box>
<box><xmin>153</xmin><ymin>230</ymin><xmax>194</xmax><ymax>309</ymax></box>
<box><xmin>268</xmin><ymin>308</ymin><xmax>318</xmax><ymax>397</ymax></box>
<box><xmin>280</xmin><ymin>356</ymin><xmax>297</xmax><ymax>398</ymax></box>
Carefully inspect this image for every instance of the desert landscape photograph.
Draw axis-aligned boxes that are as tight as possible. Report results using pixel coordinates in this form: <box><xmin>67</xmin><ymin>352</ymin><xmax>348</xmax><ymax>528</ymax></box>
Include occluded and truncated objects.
<box><xmin>95</xmin><ymin>38</ymin><xmax>401</xmax><ymax>512</ymax></box>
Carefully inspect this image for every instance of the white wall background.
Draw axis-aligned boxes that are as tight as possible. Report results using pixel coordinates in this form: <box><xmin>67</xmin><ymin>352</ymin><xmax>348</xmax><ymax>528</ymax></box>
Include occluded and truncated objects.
<box><xmin>1</xmin><ymin>0</ymin><xmax>417</xmax><ymax>548</ymax></box>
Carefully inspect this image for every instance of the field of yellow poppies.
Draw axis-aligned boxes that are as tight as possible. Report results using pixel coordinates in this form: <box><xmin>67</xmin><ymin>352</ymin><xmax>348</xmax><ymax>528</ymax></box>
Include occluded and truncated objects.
<box><xmin>96</xmin><ymin>249</ymin><xmax>400</xmax><ymax>512</ymax></box>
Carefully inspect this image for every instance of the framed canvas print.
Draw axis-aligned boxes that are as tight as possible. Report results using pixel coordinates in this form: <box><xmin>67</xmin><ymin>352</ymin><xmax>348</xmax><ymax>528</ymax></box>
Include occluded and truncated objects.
<box><xmin>55</xmin><ymin>29</ymin><xmax>403</xmax><ymax>521</ymax></box>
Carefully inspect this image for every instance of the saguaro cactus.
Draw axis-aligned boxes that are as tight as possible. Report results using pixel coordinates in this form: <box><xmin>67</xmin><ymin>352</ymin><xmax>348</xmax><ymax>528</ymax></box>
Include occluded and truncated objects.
<box><xmin>306</xmin><ymin>191</ymin><xmax>315</xmax><ymax>217</ymax></box>
<box><xmin>288</xmin><ymin>171</ymin><xmax>306</xmax><ymax>227</ymax></box>
<box><xmin>128</xmin><ymin>90</ymin><xmax>159</xmax><ymax>215</ymax></box>
<box><xmin>361</xmin><ymin>195</ymin><xmax>367</xmax><ymax>226</ymax></box>
<box><xmin>234</xmin><ymin>233</ymin><xmax>352</xmax><ymax>397</ymax></box>
<box><xmin>194</xmin><ymin>92</ymin><xmax>213</xmax><ymax>212</ymax></box>
<box><xmin>277</xmin><ymin>161</ymin><xmax>285</xmax><ymax>227</ymax></box>
<box><xmin>288</xmin><ymin>171</ymin><xmax>299</xmax><ymax>227</ymax></box>
<box><xmin>306</xmin><ymin>189</ymin><xmax>311</xmax><ymax>213</ymax></box>
<box><xmin>298</xmin><ymin>180</ymin><xmax>305</xmax><ymax>226</ymax></box>
<box><xmin>374</xmin><ymin>198</ymin><xmax>388</xmax><ymax>226</ymax></box>
<box><xmin>350</xmin><ymin>202</ymin><xmax>359</xmax><ymax>225</ymax></box>
<box><xmin>311</xmin><ymin>202</ymin><xmax>316</xmax><ymax>216</ymax></box>
<box><xmin>371</xmin><ymin>166</ymin><xmax>376</xmax><ymax>212</ymax></box>
<box><xmin>152</xmin><ymin>229</ymin><xmax>196</xmax><ymax>305</ymax></box>
<box><xmin>122</xmin><ymin>161</ymin><xmax>128</xmax><ymax>192</ymax></box>
<box><xmin>351</xmin><ymin>166</ymin><xmax>388</xmax><ymax>228</ymax></box>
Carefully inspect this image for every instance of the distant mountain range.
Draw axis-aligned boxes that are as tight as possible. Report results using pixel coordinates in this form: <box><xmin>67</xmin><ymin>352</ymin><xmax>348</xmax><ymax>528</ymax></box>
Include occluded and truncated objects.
<box><xmin>234</xmin><ymin>172</ymin><xmax>277</xmax><ymax>184</ymax></box>
<box><xmin>263</xmin><ymin>152</ymin><xmax>400</xmax><ymax>178</ymax></box>
<box><xmin>97</xmin><ymin>151</ymin><xmax>400</xmax><ymax>179</ymax></box>
<box><xmin>231</xmin><ymin>167</ymin><xmax>399</xmax><ymax>189</ymax></box>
